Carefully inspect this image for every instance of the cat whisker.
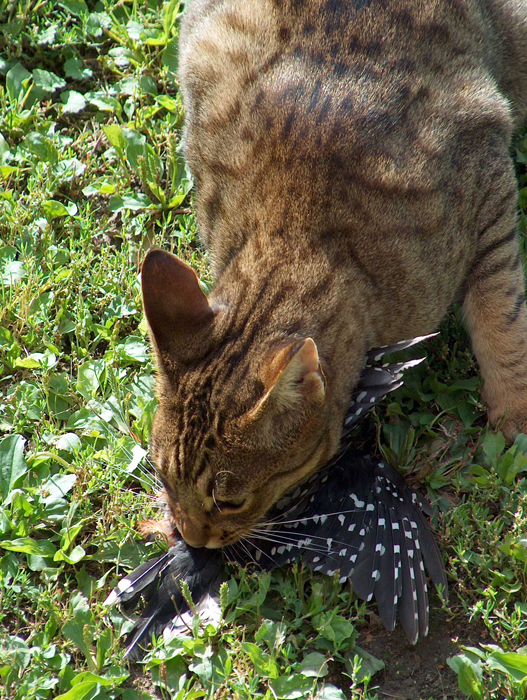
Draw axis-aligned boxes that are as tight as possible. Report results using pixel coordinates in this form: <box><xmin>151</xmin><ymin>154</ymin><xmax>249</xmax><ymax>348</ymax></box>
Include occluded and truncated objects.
<box><xmin>236</xmin><ymin>537</ymin><xmax>278</xmax><ymax>569</ymax></box>
<box><xmin>108</xmin><ymin>465</ymin><xmax>159</xmax><ymax>492</ymax></box>
<box><xmin>258</xmin><ymin>507</ymin><xmax>361</xmax><ymax>528</ymax></box>
<box><xmin>244</xmin><ymin>530</ymin><xmax>337</xmax><ymax>557</ymax></box>
<box><xmin>88</xmin><ymin>474</ymin><xmax>159</xmax><ymax>502</ymax></box>
<box><xmin>223</xmin><ymin>542</ymin><xmax>241</xmax><ymax>565</ymax></box>
<box><xmin>243</xmin><ymin>535</ymin><xmax>345</xmax><ymax>570</ymax></box>
<box><xmin>262</xmin><ymin>500</ymin><xmax>317</xmax><ymax>524</ymax></box>
<box><xmin>211</xmin><ymin>487</ymin><xmax>222</xmax><ymax>513</ymax></box>
<box><xmin>234</xmin><ymin>538</ymin><xmax>260</xmax><ymax>568</ymax></box>
<box><xmin>90</xmin><ymin>461</ymin><xmax>160</xmax><ymax>496</ymax></box>
<box><xmin>249</xmin><ymin>525</ymin><xmax>364</xmax><ymax>553</ymax></box>
<box><xmin>85</xmin><ymin>403</ymin><xmax>162</xmax><ymax>492</ymax></box>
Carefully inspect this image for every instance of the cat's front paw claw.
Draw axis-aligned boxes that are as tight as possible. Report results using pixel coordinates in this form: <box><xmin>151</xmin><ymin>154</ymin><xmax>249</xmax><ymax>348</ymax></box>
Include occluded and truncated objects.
<box><xmin>488</xmin><ymin>406</ymin><xmax>527</xmax><ymax>443</ymax></box>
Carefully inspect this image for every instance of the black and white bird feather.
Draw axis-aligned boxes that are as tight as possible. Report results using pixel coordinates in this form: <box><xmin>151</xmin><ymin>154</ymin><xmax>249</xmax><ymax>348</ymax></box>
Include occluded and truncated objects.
<box><xmin>105</xmin><ymin>333</ymin><xmax>448</xmax><ymax>657</ymax></box>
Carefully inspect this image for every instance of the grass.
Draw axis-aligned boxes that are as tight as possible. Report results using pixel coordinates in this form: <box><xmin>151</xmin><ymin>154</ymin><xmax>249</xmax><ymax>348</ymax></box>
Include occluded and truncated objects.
<box><xmin>1</xmin><ymin>1</ymin><xmax>527</xmax><ymax>699</ymax></box>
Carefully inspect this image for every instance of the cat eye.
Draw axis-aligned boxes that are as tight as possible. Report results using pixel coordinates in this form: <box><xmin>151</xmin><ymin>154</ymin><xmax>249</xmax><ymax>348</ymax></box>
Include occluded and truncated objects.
<box><xmin>215</xmin><ymin>497</ymin><xmax>246</xmax><ymax>512</ymax></box>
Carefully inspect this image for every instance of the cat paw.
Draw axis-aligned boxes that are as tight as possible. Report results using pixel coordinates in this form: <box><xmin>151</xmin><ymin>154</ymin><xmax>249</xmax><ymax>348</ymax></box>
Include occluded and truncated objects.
<box><xmin>488</xmin><ymin>405</ymin><xmax>527</xmax><ymax>443</ymax></box>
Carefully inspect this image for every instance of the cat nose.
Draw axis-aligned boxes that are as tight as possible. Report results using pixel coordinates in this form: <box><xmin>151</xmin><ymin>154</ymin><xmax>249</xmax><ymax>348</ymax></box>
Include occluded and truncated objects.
<box><xmin>179</xmin><ymin>517</ymin><xmax>209</xmax><ymax>548</ymax></box>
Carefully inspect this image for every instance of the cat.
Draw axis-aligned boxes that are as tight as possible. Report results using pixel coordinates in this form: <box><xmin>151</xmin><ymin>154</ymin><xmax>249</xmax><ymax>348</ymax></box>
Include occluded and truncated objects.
<box><xmin>140</xmin><ymin>0</ymin><xmax>527</xmax><ymax>549</ymax></box>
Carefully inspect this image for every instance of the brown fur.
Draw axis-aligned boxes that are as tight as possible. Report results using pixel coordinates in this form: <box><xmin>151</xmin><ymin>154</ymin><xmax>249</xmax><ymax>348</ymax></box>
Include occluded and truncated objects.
<box><xmin>141</xmin><ymin>0</ymin><xmax>527</xmax><ymax>548</ymax></box>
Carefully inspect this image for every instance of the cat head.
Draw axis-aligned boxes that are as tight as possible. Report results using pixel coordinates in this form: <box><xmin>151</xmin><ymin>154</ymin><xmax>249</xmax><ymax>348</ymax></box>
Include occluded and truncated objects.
<box><xmin>142</xmin><ymin>249</ymin><xmax>334</xmax><ymax>548</ymax></box>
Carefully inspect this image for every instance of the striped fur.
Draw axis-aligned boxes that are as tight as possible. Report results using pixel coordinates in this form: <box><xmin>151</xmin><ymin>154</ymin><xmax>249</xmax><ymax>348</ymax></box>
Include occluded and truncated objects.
<box><xmin>142</xmin><ymin>0</ymin><xmax>527</xmax><ymax>549</ymax></box>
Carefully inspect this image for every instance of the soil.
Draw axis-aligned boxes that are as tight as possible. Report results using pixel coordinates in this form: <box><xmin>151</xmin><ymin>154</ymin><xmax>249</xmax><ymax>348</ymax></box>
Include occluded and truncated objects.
<box><xmin>357</xmin><ymin>600</ymin><xmax>489</xmax><ymax>700</ymax></box>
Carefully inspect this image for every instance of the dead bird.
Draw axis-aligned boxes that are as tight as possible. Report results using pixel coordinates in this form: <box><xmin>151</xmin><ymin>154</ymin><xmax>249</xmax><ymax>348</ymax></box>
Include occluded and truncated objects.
<box><xmin>105</xmin><ymin>336</ymin><xmax>448</xmax><ymax>657</ymax></box>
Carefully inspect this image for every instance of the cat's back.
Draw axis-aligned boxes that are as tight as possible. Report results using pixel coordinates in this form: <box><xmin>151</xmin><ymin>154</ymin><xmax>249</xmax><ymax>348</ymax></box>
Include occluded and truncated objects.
<box><xmin>180</xmin><ymin>0</ymin><xmax>526</xmax><ymax>201</ymax></box>
<box><xmin>180</xmin><ymin>0</ymin><xmax>526</xmax><ymax>141</ymax></box>
<box><xmin>179</xmin><ymin>0</ymin><xmax>527</xmax><ymax>298</ymax></box>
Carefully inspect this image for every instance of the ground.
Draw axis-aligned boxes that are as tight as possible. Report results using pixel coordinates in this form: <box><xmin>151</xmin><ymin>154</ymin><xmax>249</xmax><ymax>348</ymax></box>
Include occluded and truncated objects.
<box><xmin>361</xmin><ymin>603</ymin><xmax>486</xmax><ymax>699</ymax></box>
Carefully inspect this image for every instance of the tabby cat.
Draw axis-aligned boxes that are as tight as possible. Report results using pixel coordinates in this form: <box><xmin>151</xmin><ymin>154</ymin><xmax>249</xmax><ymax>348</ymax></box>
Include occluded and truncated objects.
<box><xmin>141</xmin><ymin>0</ymin><xmax>527</xmax><ymax>549</ymax></box>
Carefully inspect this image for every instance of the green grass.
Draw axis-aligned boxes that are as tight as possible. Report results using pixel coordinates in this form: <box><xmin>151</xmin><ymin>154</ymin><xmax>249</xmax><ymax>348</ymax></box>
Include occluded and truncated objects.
<box><xmin>1</xmin><ymin>2</ymin><xmax>527</xmax><ymax>699</ymax></box>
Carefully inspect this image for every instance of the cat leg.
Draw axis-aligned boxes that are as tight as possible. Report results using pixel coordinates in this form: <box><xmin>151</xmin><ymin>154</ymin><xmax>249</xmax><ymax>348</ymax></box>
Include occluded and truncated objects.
<box><xmin>463</xmin><ymin>197</ymin><xmax>527</xmax><ymax>442</ymax></box>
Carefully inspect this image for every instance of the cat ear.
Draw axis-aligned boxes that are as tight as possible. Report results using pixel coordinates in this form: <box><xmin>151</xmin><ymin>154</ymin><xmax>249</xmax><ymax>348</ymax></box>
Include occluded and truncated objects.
<box><xmin>252</xmin><ymin>338</ymin><xmax>326</xmax><ymax>417</ymax></box>
<box><xmin>141</xmin><ymin>249</ymin><xmax>215</xmax><ymax>365</ymax></box>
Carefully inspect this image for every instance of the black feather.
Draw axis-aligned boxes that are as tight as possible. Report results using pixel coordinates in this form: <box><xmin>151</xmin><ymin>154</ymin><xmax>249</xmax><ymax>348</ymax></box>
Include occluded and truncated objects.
<box><xmin>375</xmin><ymin>502</ymin><xmax>397</xmax><ymax>632</ymax></box>
<box><xmin>342</xmin><ymin>357</ymin><xmax>425</xmax><ymax>434</ymax></box>
<box><xmin>104</xmin><ymin>552</ymin><xmax>172</xmax><ymax>608</ymax></box>
<box><xmin>398</xmin><ymin>516</ymin><xmax>420</xmax><ymax>645</ymax></box>
<box><xmin>122</xmin><ymin>541</ymin><xmax>222</xmax><ymax>658</ymax></box>
<box><xmin>365</xmin><ymin>333</ymin><xmax>438</xmax><ymax>363</ymax></box>
<box><xmin>247</xmin><ymin>455</ymin><xmax>447</xmax><ymax>644</ymax></box>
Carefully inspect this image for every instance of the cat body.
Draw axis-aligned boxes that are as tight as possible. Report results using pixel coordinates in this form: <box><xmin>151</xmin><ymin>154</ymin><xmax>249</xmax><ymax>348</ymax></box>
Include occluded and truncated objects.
<box><xmin>141</xmin><ymin>0</ymin><xmax>527</xmax><ymax>548</ymax></box>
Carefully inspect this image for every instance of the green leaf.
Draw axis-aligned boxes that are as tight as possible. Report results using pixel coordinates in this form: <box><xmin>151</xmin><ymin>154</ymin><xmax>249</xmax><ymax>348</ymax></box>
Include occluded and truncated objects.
<box><xmin>76</xmin><ymin>360</ymin><xmax>104</xmax><ymax>399</ymax></box>
<box><xmin>487</xmin><ymin>651</ymin><xmax>527</xmax><ymax>681</ymax></box>
<box><xmin>116</xmin><ymin>336</ymin><xmax>150</xmax><ymax>364</ymax></box>
<box><xmin>447</xmin><ymin>655</ymin><xmax>484</xmax><ymax>700</ymax></box>
<box><xmin>96</xmin><ymin>631</ymin><xmax>114</xmax><ymax>671</ymax></box>
<box><xmin>0</xmin><ymin>537</ymin><xmax>57</xmax><ymax>557</ymax></box>
<box><xmin>108</xmin><ymin>193</ymin><xmax>153</xmax><ymax>211</ymax></box>
<box><xmin>108</xmin><ymin>46</ymin><xmax>140</xmax><ymax>68</ymax></box>
<box><xmin>57</xmin><ymin>0</ymin><xmax>89</xmax><ymax>16</ymax></box>
<box><xmin>102</xmin><ymin>124</ymin><xmax>127</xmax><ymax>156</ymax></box>
<box><xmin>315</xmin><ymin>613</ymin><xmax>354</xmax><ymax>645</ymax></box>
<box><xmin>156</xmin><ymin>94</ymin><xmax>178</xmax><ymax>112</ymax></box>
<box><xmin>24</xmin><ymin>132</ymin><xmax>59</xmax><ymax>164</ymax></box>
<box><xmin>298</xmin><ymin>652</ymin><xmax>328</xmax><ymax>678</ymax></box>
<box><xmin>2</xmin><ymin>260</ymin><xmax>26</xmax><ymax>286</ymax></box>
<box><xmin>6</xmin><ymin>62</ymin><xmax>31</xmax><ymax>104</ymax></box>
<box><xmin>143</xmin><ymin>28</ymin><xmax>168</xmax><ymax>46</ymax></box>
<box><xmin>53</xmin><ymin>681</ymin><xmax>99</xmax><ymax>700</ymax></box>
<box><xmin>254</xmin><ymin>619</ymin><xmax>287</xmax><ymax>653</ymax></box>
<box><xmin>120</xmin><ymin>128</ymin><xmax>146</xmax><ymax>170</ymax></box>
<box><xmin>162</xmin><ymin>0</ymin><xmax>180</xmax><ymax>36</ymax></box>
<box><xmin>64</xmin><ymin>57</ymin><xmax>93</xmax><ymax>80</ymax></box>
<box><xmin>501</xmin><ymin>537</ymin><xmax>527</xmax><ymax>563</ymax></box>
<box><xmin>61</xmin><ymin>90</ymin><xmax>87</xmax><ymax>114</ymax></box>
<box><xmin>0</xmin><ymin>165</ymin><xmax>17</xmax><ymax>179</ymax></box>
<box><xmin>314</xmin><ymin>685</ymin><xmax>347</xmax><ymax>700</ymax></box>
<box><xmin>0</xmin><ymin>134</ymin><xmax>13</xmax><ymax>165</ymax></box>
<box><xmin>15</xmin><ymin>353</ymin><xmax>45</xmax><ymax>368</ymax></box>
<box><xmin>86</xmin><ymin>92</ymin><xmax>119</xmax><ymax>112</ymax></box>
<box><xmin>269</xmin><ymin>674</ymin><xmax>311</xmax><ymax>699</ymax></box>
<box><xmin>54</xmin><ymin>158</ymin><xmax>86</xmax><ymax>182</ymax></box>
<box><xmin>457</xmin><ymin>665</ymin><xmax>484</xmax><ymax>699</ymax></box>
<box><xmin>127</xmin><ymin>20</ymin><xmax>144</xmax><ymax>41</ymax></box>
<box><xmin>39</xmin><ymin>24</ymin><xmax>57</xmax><ymax>45</ymax></box>
<box><xmin>256</xmin><ymin>572</ymin><xmax>272</xmax><ymax>606</ymax></box>
<box><xmin>162</xmin><ymin>37</ymin><xmax>179</xmax><ymax>74</ymax></box>
<box><xmin>241</xmin><ymin>642</ymin><xmax>279</xmax><ymax>678</ymax></box>
<box><xmin>55</xmin><ymin>544</ymin><xmax>86</xmax><ymax>564</ymax></box>
<box><xmin>482</xmin><ymin>431</ymin><xmax>505</xmax><ymax>466</ymax></box>
<box><xmin>83</xmin><ymin>180</ymin><xmax>116</xmax><ymax>196</ymax></box>
<box><xmin>40</xmin><ymin>473</ymin><xmax>77</xmax><ymax>503</ymax></box>
<box><xmin>32</xmin><ymin>69</ymin><xmax>66</xmax><ymax>94</ymax></box>
<box><xmin>151</xmin><ymin>656</ymin><xmax>188</xmax><ymax>692</ymax></box>
<box><xmin>0</xmin><ymin>434</ymin><xmax>28</xmax><ymax>504</ymax></box>
<box><xmin>42</xmin><ymin>200</ymin><xmax>77</xmax><ymax>218</ymax></box>
<box><xmin>140</xmin><ymin>76</ymin><xmax>158</xmax><ymax>95</ymax></box>
<box><xmin>351</xmin><ymin>647</ymin><xmax>385</xmax><ymax>683</ymax></box>
<box><xmin>62</xmin><ymin>594</ymin><xmax>96</xmax><ymax>669</ymax></box>
<box><xmin>71</xmin><ymin>672</ymin><xmax>111</xmax><ymax>687</ymax></box>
